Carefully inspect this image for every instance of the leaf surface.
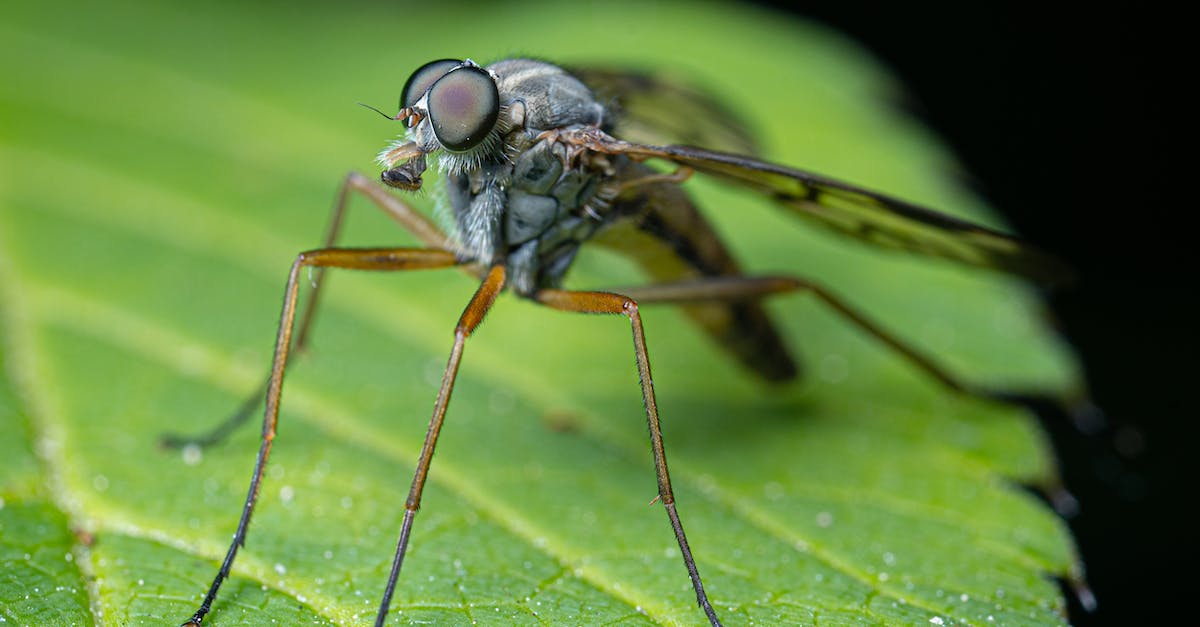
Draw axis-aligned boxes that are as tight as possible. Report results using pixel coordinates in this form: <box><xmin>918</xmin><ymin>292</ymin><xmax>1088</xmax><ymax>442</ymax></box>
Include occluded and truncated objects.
<box><xmin>0</xmin><ymin>1</ymin><xmax>1082</xmax><ymax>625</ymax></box>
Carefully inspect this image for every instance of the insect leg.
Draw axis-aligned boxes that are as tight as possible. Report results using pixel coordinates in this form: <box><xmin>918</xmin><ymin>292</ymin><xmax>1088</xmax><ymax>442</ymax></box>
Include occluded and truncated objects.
<box><xmin>619</xmin><ymin>275</ymin><xmax>1074</xmax><ymax>406</ymax></box>
<box><xmin>162</xmin><ymin>173</ymin><xmax>453</xmax><ymax>448</ymax></box>
<box><xmin>375</xmin><ymin>264</ymin><xmax>506</xmax><ymax>627</ymax></box>
<box><xmin>182</xmin><ymin>246</ymin><xmax>460</xmax><ymax>627</ymax></box>
<box><xmin>618</xmin><ymin>274</ymin><xmax>1098</xmax><ymax>515</ymax></box>
<box><xmin>533</xmin><ymin>288</ymin><xmax>723</xmax><ymax>627</ymax></box>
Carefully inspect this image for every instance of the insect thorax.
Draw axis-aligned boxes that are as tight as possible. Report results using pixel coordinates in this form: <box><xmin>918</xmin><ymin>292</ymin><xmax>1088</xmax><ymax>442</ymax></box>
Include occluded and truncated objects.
<box><xmin>443</xmin><ymin>59</ymin><xmax>615</xmax><ymax>296</ymax></box>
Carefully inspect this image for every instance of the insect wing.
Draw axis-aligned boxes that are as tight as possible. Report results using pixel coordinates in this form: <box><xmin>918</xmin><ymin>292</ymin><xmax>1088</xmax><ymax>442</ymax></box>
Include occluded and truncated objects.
<box><xmin>567</xmin><ymin>130</ymin><xmax>1072</xmax><ymax>285</ymax></box>
<box><xmin>568</xmin><ymin>67</ymin><xmax>760</xmax><ymax>156</ymax></box>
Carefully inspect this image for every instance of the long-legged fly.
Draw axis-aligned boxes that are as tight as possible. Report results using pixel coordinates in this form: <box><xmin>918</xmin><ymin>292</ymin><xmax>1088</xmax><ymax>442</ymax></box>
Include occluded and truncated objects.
<box><xmin>173</xmin><ymin>58</ymin><xmax>1081</xmax><ymax>626</ymax></box>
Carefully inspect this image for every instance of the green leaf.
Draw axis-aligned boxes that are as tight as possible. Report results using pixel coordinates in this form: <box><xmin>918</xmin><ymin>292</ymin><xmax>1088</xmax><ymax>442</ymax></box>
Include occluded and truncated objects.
<box><xmin>0</xmin><ymin>0</ymin><xmax>1084</xmax><ymax>625</ymax></box>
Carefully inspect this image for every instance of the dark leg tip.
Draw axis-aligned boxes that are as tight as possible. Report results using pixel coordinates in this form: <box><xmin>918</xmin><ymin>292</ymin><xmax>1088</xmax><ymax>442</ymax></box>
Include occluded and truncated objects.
<box><xmin>1048</xmin><ymin>485</ymin><xmax>1080</xmax><ymax>518</ymax></box>
<box><xmin>1065</xmin><ymin>399</ymin><xmax>1106</xmax><ymax>435</ymax></box>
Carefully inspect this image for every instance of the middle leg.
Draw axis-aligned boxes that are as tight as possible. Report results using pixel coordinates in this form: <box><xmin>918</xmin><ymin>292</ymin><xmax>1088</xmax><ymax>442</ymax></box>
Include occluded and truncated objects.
<box><xmin>535</xmin><ymin>288</ymin><xmax>723</xmax><ymax>627</ymax></box>
<box><xmin>374</xmin><ymin>264</ymin><xmax>507</xmax><ymax>627</ymax></box>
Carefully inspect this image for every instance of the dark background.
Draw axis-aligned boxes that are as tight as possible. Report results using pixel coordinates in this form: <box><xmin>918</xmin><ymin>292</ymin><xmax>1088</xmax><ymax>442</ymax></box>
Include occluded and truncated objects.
<box><xmin>757</xmin><ymin>2</ymin><xmax>1190</xmax><ymax>625</ymax></box>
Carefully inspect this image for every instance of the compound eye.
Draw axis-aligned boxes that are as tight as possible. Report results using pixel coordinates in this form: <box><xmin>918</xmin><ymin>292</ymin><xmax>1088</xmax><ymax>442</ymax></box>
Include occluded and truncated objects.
<box><xmin>400</xmin><ymin>58</ymin><xmax>462</xmax><ymax>109</ymax></box>
<box><xmin>427</xmin><ymin>65</ymin><xmax>499</xmax><ymax>152</ymax></box>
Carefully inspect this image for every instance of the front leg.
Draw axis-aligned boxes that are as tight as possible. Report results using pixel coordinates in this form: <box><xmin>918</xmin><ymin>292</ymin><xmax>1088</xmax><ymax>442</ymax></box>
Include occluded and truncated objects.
<box><xmin>161</xmin><ymin>172</ymin><xmax>453</xmax><ymax>449</ymax></box>
<box><xmin>181</xmin><ymin>246</ymin><xmax>461</xmax><ymax>627</ymax></box>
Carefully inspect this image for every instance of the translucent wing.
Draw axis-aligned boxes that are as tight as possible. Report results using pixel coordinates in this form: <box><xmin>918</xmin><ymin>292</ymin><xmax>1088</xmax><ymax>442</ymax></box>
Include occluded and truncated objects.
<box><xmin>568</xmin><ymin>66</ymin><xmax>760</xmax><ymax>156</ymax></box>
<box><xmin>561</xmin><ymin>128</ymin><xmax>1072</xmax><ymax>285</ymax></box>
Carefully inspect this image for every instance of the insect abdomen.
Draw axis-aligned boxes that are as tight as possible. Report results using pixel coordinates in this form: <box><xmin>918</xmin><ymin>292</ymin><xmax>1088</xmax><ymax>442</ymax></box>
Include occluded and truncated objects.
<box><xmin>594</xmin><ymin>163</ymin><xmax>798</xmax><ymax>382</ymax></box>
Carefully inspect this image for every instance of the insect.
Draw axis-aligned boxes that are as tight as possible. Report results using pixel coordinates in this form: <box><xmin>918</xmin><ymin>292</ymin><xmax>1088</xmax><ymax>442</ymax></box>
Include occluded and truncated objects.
<box><xmin>174</xmin><ymin>58</ymin><xmax>1072</xmax><ymax>626</ymax></box>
